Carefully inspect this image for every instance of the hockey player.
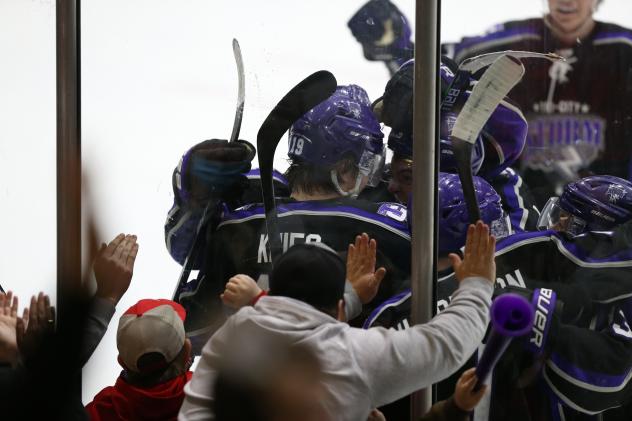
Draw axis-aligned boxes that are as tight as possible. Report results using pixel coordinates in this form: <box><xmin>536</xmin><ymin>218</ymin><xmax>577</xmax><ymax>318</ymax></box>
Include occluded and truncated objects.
<box><xmin>364</xmin><ymin>172</ymin><xmax>509</xmax><ymax>420</ymax></box>
<box><xmin>363</xmin><ymin>58</ymin><xmax>540</xmax><ymax>233</ymax></box>
<box><xmin>446</xmin><ymin>0</ymin><xmax>632</xmax><ymax>207</ymax></box>
<box><xmin>369</xmin><ymin>174</ymin><xmax>632</xmax><ymax>420</ymax></box>
<box><xmin>165</xmin><ymin>85</ymin><xmax>412</xmax><ymax>349</ymax></box>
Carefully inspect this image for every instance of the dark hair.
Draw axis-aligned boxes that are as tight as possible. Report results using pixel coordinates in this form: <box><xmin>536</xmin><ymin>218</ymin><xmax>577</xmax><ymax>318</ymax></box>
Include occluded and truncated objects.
<box><xmin>124</xmin><ymin>345</ymin><xmax>188</xmax><ymax>387</ymax></box>
<box><xmin>214</xmin><ymin>342</ymin><xmax>322</xmax><ymax>421</ymax></box>
<box><xmin>285</xmin><ymin>156</ymin><xmax>358</xmax><ymax>196</ymax></box>
<box><xmin>268</xmin><ymin>244</ymin><xmax>346</xmax><ymax>314</ymax></box>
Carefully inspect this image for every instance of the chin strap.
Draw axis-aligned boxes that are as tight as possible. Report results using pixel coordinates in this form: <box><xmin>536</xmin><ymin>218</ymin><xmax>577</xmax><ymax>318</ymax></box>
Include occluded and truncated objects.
<box><xmin>330</xmin><ymin>170</ymin><xmax>363</xmax><ymax>199</ymax></box>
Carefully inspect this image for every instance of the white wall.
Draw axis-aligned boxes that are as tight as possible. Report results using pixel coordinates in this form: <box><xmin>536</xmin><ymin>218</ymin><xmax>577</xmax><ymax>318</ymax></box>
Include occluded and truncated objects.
<box><xmin>1</xmin><ymin>0</ymin><xmax>631</xmax><ymax>405</ymax></box>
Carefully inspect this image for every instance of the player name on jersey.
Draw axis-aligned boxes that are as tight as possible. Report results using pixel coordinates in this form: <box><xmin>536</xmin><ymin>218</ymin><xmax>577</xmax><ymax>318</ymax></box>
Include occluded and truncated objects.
<box><xmin>257</xmin><ymin>232</ymin><xmax>323</xmax><ymax>263</ymax></box>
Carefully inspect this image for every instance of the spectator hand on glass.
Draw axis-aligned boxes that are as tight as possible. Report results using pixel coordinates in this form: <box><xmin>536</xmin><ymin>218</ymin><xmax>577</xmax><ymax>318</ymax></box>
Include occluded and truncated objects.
<box><xmin>346</xmin><ymin>233</ymin><xmax>387</xmax><ymax>304</ymax></box>
<box><xmin>0</xmin><ymin>291</ymin><xmax>19</xmax><ymax>365</ymax></box>
<box><xmin>449</xmin><ymin>221</ymin><xmax>496</xmax><ymax>284</ymax></box>
<box><xmin>93</xmin><ymin>234</ymin><xmax>139</xmax><ymax>305</ymax></box>
<box><xmin>16</xmin><ymin>292</ymin><xmax>55</xmax><ymax>362</ymax></box>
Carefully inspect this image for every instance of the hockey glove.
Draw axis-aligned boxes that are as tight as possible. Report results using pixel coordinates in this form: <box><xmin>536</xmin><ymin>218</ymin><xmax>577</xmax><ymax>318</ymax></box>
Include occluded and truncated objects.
<box><xmin>493</xmin><ymin>286</ymin><xmax>560</xmax><ymax>358</ymax></box>
<box><xmin>175</xmin><ymin>139</ymin><xmax>256</xmax><ymax>207</ymax></box>
<box><xmin>347</xmin><ymin>0</ymin><xmax>413</xmax><ymax>70</ymax></box>
<box><xmin>486</xmin><ymin>287</ymin><xmax>560</xmax><ymax>390</ymax></box>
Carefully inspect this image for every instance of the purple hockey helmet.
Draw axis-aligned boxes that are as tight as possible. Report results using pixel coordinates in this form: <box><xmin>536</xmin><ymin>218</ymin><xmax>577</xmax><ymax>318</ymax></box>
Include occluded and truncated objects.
<box><xmin>438</xmin><ymin>172</ymin><xmax>509</xmax><ymax>254</ymax></box>
<box><xmin>288</xmin><ymin>85</ymin><xmax>386</xmax><ymax>190</ymax></box>
<box><xmin>538</xmin><ymin>175</ymin><xmax>632</xmax><ymax>234</ymax></box>
<box><xmin>387</xmin><ymin>114</ymin><xmax>486</xmax><ymax>175</ymax></box>
<box><xmin>380</xmin><ymin>59</ymin><xmax>486</xmax><ymax>174</ymax></box>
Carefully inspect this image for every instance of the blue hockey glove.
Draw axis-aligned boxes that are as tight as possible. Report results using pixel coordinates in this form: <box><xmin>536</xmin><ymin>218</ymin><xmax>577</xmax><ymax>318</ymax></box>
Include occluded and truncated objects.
<box><xmin>176</xmin><ymin>139</ymin><xmax>255</xmax><ymax>206</ymax></box>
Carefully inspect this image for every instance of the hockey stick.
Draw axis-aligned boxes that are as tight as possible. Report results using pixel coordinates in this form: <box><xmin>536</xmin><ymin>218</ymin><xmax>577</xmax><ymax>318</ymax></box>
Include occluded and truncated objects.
<box><xmin>229</xmin><ymin>38</ymin><xmax>245</xmax><ymax>143</ymax></box>
<box><xmin>449</xmin><ymin>55</ymin><xmax>525</xmax><ymax>222</ymax></box>
<box><xmin>172</xmin><ymin>39</ymin><xmax>245</xmax><ymax>301</ymax></box>
<box><xmin>458</xmin><ymin>50</ymin><xmax>562</xmax><ymax>74</ymax></box>
<box><xmin>257</xmin><ymin>71</ymin><xmax>337</xmax><ymax>265</ymax></box>
<box><xmin>442</xmin><ymin>52</ymin><xmax>562</xmax><ymax>223</ymax></box>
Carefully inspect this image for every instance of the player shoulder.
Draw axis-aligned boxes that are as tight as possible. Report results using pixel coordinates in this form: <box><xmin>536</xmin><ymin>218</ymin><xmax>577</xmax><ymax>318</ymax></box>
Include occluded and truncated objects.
<box><xmin>363</xmin><ymin>289</ymin><xmax>412</xmax><ymax>329</ymax></box>
<box><xmin>245</xmin><ymin>168</ymin><xmax>288</xmax><ymax>186</ymax></box>
<box><xmin>496</xmin><ymin>229</ymin><xmax>632</xmax><ymax>267</ymax></box>
<box><xmin>488</xmin><ymin>167</ymin><xmax>520</xmax><ymax>184</ymax></box>
<box><xmin>592</xmin><ymin>21</ymin><xmax>632</xmax><ymax>49</ymax></box>
<box><xmin>303</xmin><ymin>198</ymin><xmax>411</xmax><ymax>238</ymax></box>
<box><xmin>219</xmin><ymin>202</ymin><xmax>266</xmax><ymax>226</ymax></box>
<box><xmin>495</xmin><ymin>229</ymin><xmax>553</xmax><ymax>255</ymax></box>
<box><xmin>340</xmin><ymin>199</ymin><xmax>410</xmax><ymax>232</ymax></box>
<box><xmin>453</xmin><ymin>18</ymin><xmax>543</xmax><ymax>62</ymax></box>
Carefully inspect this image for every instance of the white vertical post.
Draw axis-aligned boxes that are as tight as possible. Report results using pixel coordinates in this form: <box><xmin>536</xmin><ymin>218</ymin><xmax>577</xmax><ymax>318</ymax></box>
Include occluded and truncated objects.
<box><xmin>410</xmin><ymin>0</ymin><xmax>440</xmax><ymax>418</ymax></box>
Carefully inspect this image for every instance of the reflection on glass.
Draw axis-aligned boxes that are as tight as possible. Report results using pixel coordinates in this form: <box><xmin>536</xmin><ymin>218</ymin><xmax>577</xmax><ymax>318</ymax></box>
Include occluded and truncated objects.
<box><xmin>81</xmin><ymin>0</ymin><xmax>416</xmax><ymax>405</ymax></box>
<box><xmin>440</xmin><ymin>1</ymin><xmax>632</xmax><ymax>419</ymax></box>
<box><xmin>0</xmin><ymin>2</ymin><xmax>56</xmax><ymax>303</ymax></box>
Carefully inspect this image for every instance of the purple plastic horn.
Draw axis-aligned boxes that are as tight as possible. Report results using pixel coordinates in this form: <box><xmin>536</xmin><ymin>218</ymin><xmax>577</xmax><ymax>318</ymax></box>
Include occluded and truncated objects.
<box><xmin>474</xmin><ymin>293</ymin><xmax>535</xmax><ymax>391</ymax></box>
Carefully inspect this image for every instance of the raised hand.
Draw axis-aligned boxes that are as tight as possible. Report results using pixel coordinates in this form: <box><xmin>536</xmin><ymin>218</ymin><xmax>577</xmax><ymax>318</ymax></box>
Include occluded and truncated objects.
<box><xmin>454</xmin><ymin>367</ymin><xmax>487</xmax><ymax>412</ymax></box>
<box><xmin>449</xmin><ymin>221</ymin><xmax>496</xmax><ymax>284</ymax></box>
<box><xmin>0</xmin><ymin>291</ymin><xmax>19</xmax><ymax>364</ymax></box>
<box><xmin>16</xmin><ymin>292</ymin><xmax>55</xmax><ymax>361</ymax></box>
<box><xmin>221</xmin><ymin>274</ymin><xmax>262</xmax><ymax>309</ymax></box>
<box><xmin>366</xmin><ymin>409</ymin><xmax>386</xmax><ymax>421</ymax></box>
<box><xmin>93</xmin><ymin>234</ymin><xmax>139</xmax><ymax>305</ymax></box>
<box><xmin>346</xmin><ymin>233</ymin><xmax>387</xmax><ymax>304</ymax></box>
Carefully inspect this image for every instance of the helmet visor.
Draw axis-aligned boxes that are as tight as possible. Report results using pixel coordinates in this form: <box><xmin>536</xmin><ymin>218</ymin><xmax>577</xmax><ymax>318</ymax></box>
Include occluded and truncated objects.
<box><xmin>537</xmin><ymin>197</ymin><xmax>587</xmax><ymax>235</ymax></box>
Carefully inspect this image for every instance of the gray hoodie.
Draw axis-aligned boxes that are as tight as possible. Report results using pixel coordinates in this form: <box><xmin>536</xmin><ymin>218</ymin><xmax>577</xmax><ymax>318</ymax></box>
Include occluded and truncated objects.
<box><xmin>179</xmin><ymin>276</ymin><xmax>493</xmax><ymax>421</ymax></box>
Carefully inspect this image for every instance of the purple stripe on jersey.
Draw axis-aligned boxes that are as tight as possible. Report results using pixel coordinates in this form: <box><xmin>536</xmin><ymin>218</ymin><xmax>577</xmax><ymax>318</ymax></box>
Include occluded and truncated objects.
<box><xmin>558</xmin><ymin>235</ymin><xmax>632</xmax><ymax>264</ymax></box>
<box><xmin>495</xmin><ymin>230</ymin><xmax>553</xmax><ymax>251</ymax></box>
<box><xmin>499</xmin><ymin>170</ymin><xmax>524</xmax><ymax>231</ymax></box>
<box><xmin>593</xmin><ymin>32</ymin><xmax>632</xmax><ymax>42</ymax></box>
<box><xmin>246</xmin><ymin>168</ymin><xmax>288</xmax><ymax>185</ymax></box>
<box><xmin>549</xmin><ymin>352</ymin><xmax>632</xmax><ymax>388</ymax></box>
<box><xmin>363</xmin><ymin>289</ymin><xmax>411</xmax><ymax>329</ymax></box>
<box><xmin>223</xmin><ymin>201</ymin><xmax>410</xmax><ymax>234</ymax></box>
<box><xmin>454</xmin><ymin>27</ymin><xmax>541</xmax><ymax>53</ymax></box>
<box><xmin>496</xmin><ymin>230</ymin><xmax>632</xmax><ymax>264</ymax></box>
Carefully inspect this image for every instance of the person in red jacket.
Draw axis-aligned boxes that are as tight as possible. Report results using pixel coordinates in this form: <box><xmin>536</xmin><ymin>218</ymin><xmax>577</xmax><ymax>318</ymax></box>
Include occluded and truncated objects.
<box><xmin>86</xmin><ymin>299</ymin><xmax>192</xmax><ymax>421</ymax></box>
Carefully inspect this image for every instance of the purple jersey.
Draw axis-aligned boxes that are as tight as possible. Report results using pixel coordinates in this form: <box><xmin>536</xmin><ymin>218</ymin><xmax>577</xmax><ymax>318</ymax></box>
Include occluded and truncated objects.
<box><xmin>367</xmin><ymin>224</ymin><xmax>632</xmax><ymax>420</ymax></box>
<box><xmin>448</xmin><ymin>19</ymin><xmax>632</xmax><ymax>206</ymax></box>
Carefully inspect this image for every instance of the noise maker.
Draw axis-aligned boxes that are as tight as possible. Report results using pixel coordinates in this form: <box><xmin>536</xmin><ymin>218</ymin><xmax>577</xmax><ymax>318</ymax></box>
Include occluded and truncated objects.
<box><xmin>474</xmin><ymin>293</ymin><xmax>534</xmax><ymax>391</ymax></box>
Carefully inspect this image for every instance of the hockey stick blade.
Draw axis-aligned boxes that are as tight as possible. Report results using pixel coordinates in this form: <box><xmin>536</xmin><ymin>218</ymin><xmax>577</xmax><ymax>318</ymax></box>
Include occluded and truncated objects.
<box><xmin>458</xmin><ymin>50</ymin><xmax>563</xmax><ymax>74</ymax></box>
<box><xmin>257</xmin><ymin>70</ymin><xmax>337</xmax><ymax>264</ymax></box>
<box><xmin>230</xmin><ymin>38</ymin><xmax>245</xmax><ymax>143</ymax></box>
<box><xmin>441</xmin><ymin>51</ymin><xmax>561</xmax><ymax>128</ymax></box>
<box><xmin>452</xmin><ymin>55</ymin><xmax>525</xmax><ymax>223</ymax></box>
<box><xmin>173</xmin><ymin>39</ymin><xmax>247</xmax><ymax>301</ymax></box>
<box><xmin>452</xmin><ymin>55</ymin><xmax>525</xmax><ymax>144</ymax></box>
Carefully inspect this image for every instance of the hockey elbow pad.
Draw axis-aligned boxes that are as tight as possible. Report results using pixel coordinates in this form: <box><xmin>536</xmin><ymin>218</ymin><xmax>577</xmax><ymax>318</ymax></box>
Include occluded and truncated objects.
<box><xmin>493</xmin><ymin>286</ymin><xmax>560</xmax><ymax>357</ymax></box>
